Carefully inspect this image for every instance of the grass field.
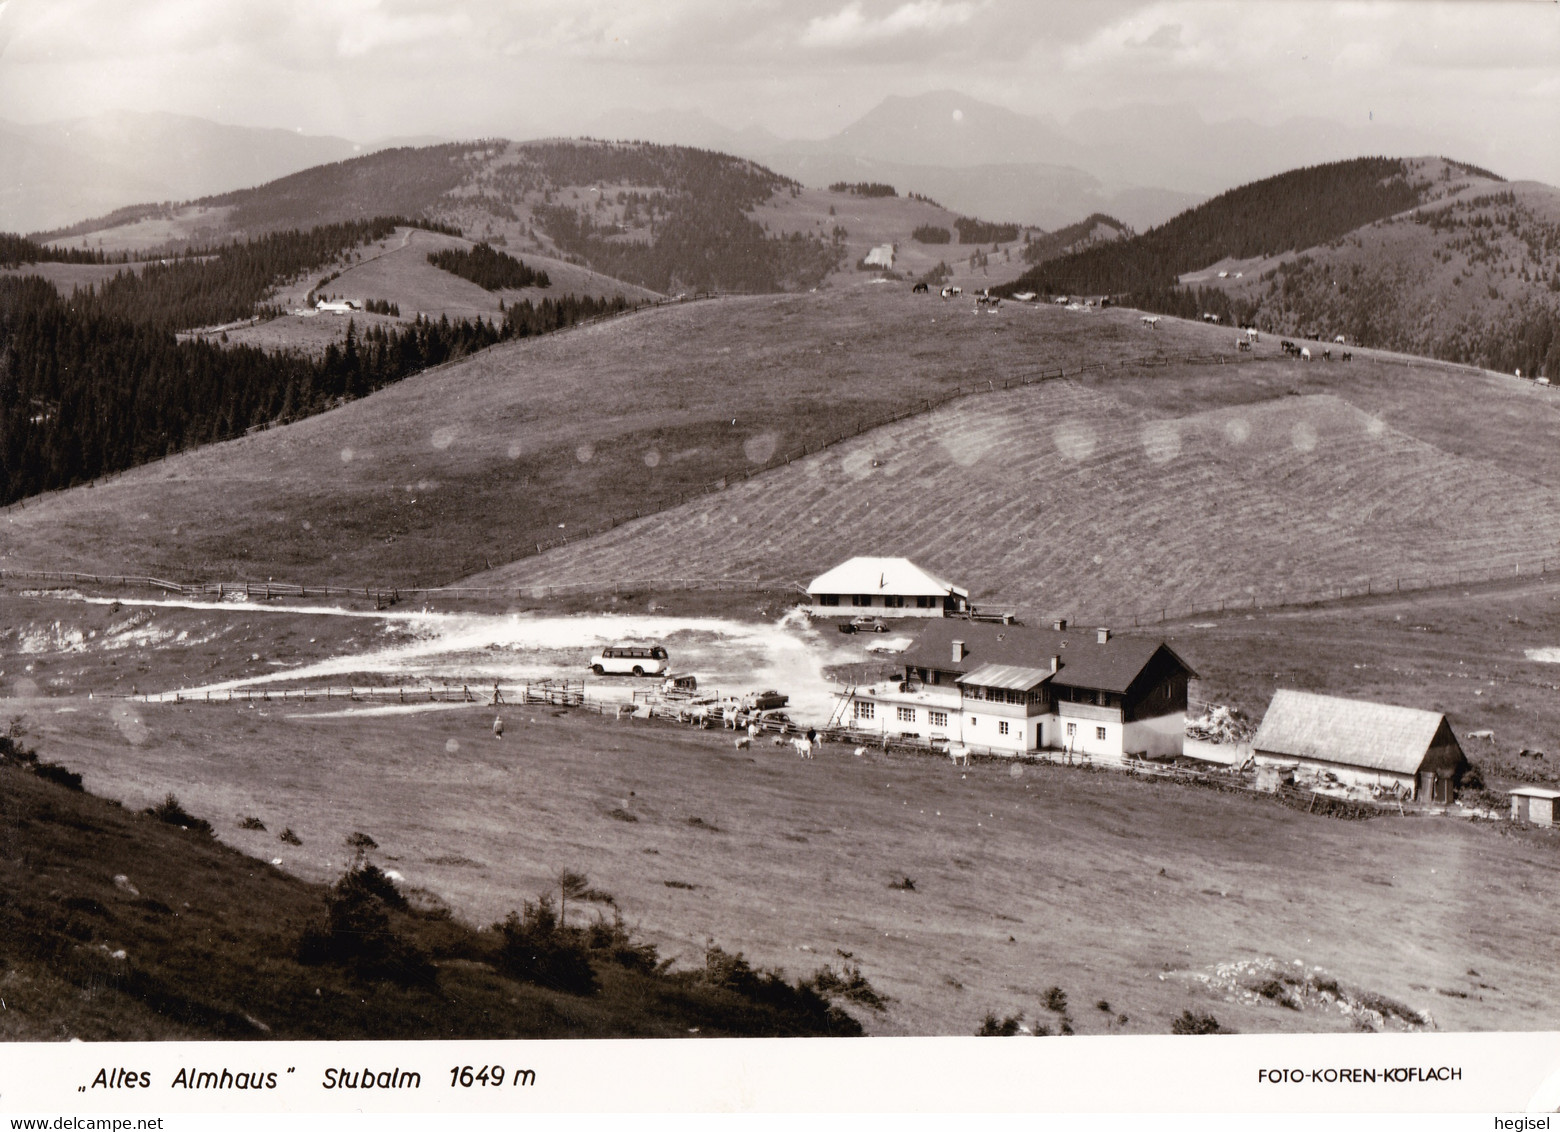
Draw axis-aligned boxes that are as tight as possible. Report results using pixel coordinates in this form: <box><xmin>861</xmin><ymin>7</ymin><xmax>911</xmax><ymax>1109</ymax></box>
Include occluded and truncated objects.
<box><xmin>0</xmin><ymin>291</ymin><xmax>1264</xmax><ymax>586</ymax></box>
<box><xmin>482</xmin><ymin>344</ymin><xmax>1560</xmax><ymax>621</ymax></box>
<box><xmin>11</xmin><ymin>681</ymin><xmax>1560</xmax><ymax>1037</ymax></box>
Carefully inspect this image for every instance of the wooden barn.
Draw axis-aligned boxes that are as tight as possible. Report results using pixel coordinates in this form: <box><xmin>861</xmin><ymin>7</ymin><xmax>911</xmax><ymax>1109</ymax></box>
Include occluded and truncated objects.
<box><xmin>806</xmin><ymin>557</ymin><xmax>969</xmax><ymax>618</ymax></box>
<box><xmin>1509</xmin><ymin>786</ymin><xmax>1560</xmax><ymax>826</ymax></box>
<box><xmin>1250</xmin><ymin>690</ymin><xmax>1467</xmax><ymax>802</ymax></box>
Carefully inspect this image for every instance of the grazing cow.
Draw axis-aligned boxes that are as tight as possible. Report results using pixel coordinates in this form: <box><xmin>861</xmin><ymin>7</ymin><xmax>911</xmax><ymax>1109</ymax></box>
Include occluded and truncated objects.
<box><xmin>1236</xmin><ymin>338</ymin><xmax>1252</xmax><ymax>352</ymax></box>
<box><xmin>722</xmin><ymin>705</ymin><xmax>739</xmax><ymax>729</ymax></box>
<box><xmin>912</xmin><ymin>282</ymin><xmax>929</xmax><ymax>293</ymax></box>
<box><xmin>988</xmin><ymin>298</ymin><xmax>1001</xmax><ymax>309</ymax></box>
<box><xmin>941</xmin><ymin>286</ymin><xmax>954</xmax><ymax>298</ymax></box>
<box><xmin>1341</xmin><ymin>351</ymin><xmax>1352</xmax><ymax>362</ymax></box>
<box><xmin>1140</xmin><ymin>315</ymin><xmax>1161</xmax><ymax>328</ymax></box>
<box><xmin>1300</xmin><ymin>347</ymin><xmax>1312</xmax><ymax>361</ymax></box>
<box><xmin>853</xmin><ymin>746</ymin><xmax>868</xmax><ymax>757</ymax></box>
<box><xmin>1334</xmin><ymin>335</ymin><xmax>1347</xmax><ymax>344</ymax></box>
<box><xmin>792</xmin><ymin>738</ymin><xmax>814</xmax><ymax>759</ymax></box>
<box><xmin>976</xmin><ymin>294</ymin><xmax>990</xmax><ymax>305</ymax></box>
<box><xmin>1280</xmin><ymin>340</ymin><xmax>1296</xmax><ymax>355</ymax></box>
<box><xmin>951</xmin><ymin>286</ymin><xmax>962</xmax><ymax>296</ymax></box>
<box><xmin>734</xmin><ymin>736</ymin><xmax>751</xmax><ymax>750</ymax></box>
<box><xmin>1246</xmin><ymin>328</ymin><xmax>1260</xmax><ymax>342</ymax></box>
<box><xmin>1321</xmin><ymin>348</ymin><xmax>1332</xmax><ymax>361</ymax></box>
<box><xmin>949</xmin><ymin>745</ymin><xmax>970</xmax><ymax>767</ymax></box>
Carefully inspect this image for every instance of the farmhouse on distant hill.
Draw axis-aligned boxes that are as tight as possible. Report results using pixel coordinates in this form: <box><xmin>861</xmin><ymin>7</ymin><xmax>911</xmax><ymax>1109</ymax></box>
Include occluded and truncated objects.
<box><xmin>834</xmin><ymin>619</ymin><xmax>1195</xmax><ymax>760</ymax></box>
<box><xmin>863</xmin><ymin>243</ymin><xmax>895</xmax><ymax>269</ymax></box>
<box><xmin>1250</xmin><ymin>690</ymin><xmax>1467</xmax><ymax>802</ymax></box>
<box><xmin>315</xmin><ymin>299</ymin><xmax>361</xmax><ymax>315</ymax></box>
<box><xmin>806</xmin><ymin>557</ymin><xmax>969</xmax><ymax>617</ymax></box>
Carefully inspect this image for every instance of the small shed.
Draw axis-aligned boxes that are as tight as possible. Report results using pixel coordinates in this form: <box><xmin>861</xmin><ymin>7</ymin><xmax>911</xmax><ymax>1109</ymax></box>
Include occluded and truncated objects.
<box><xmin>1510</xmin><ymin>786</ymin><xmax>1560</xmax><ymax>826</ymax></box>
<box><xmin>1250</xmin><ymin>689</ymin><xmax>1467</xmax><ymax>802</ymax></box>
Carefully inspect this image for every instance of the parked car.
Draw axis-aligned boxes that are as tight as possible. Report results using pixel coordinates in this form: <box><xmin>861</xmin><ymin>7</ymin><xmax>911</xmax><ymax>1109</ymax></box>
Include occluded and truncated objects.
<box><xmin>751</xmin><ymin>709</ymin><xmax>792</xmax><ymax>731</ymax></box>
<box><xmin>743</xmin><ymin>690</ymin><xmax>788</xmax><ymax>711</ymax></box>
<box><xmin>849</xmin><ymin>616</ymin><xmax>888</xmax><ymax>633</ymax></box>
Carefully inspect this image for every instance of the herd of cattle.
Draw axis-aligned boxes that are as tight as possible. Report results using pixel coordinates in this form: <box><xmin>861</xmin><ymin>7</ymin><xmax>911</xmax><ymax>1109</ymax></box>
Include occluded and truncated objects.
<box><xmin>1280</xmin><ymin>339</ymin><xmax>1352</xmax><ymax>362</ymax></box>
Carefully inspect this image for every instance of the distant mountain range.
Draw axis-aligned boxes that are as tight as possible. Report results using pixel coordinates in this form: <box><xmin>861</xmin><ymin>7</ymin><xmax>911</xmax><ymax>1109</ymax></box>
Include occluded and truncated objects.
<box><xmin>585</xmin><ymin>89</ymin><xmax>1456</xmax><ymax>232</ymax></box>
<box><xmin>0</xmin><ymin>111</ymin><xmax>401</xmax><ymax>235</ymax></box>
<box><xmin>4</xmin><ymin>90</ymin><xmax>1471</xmax><ymax>239</ymax></box>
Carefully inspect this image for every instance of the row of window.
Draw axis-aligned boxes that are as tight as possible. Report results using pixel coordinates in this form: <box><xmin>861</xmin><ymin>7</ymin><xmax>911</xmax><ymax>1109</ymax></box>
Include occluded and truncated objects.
<box><xmin>964</xmin><ymin>685</ymin><xmax>1043</xmax><ymax>706</ymax></box>
<box><xmin>856</xmin><ymin>700</ymin><xmax>1106</xmax><ymax>743</ymax></box>
<box><xmin>815</xmin><ymin>594</ymin><xmax>945</xmax><ymax>608</ymax></box>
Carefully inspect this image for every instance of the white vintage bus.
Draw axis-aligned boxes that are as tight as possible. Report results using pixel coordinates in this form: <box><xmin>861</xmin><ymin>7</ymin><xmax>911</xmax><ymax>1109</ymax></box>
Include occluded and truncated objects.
<box><xmin>587</xmin><ymin>643</ymin><xmax>670</xmax><ymax>677</ymax></box>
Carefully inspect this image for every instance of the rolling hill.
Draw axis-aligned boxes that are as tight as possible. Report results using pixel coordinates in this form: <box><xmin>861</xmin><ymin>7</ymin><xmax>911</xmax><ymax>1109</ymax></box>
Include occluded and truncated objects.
<box><xmin>476</xmin><ymin>319</ymin><xmax>1560</xmax><ymax>620</ymax></box>
<box><xmin>0</xmin><ymin>290</ymin><xmax>1263</xmax><ymax>585</ymax></box>
<box><xmin>28</xmin><ymin>137</ymin><xmax>1067</xmax><ymax>296</ymax></box>
<box><xmin>10</xmin><ymin>286</ymin><xmax>1560</xmax><ymax>627</ymax></box>
<box><xmin>996</xmin><ymin>156</ymin><xmax>1560</xmax><ymax>375</ymax></box>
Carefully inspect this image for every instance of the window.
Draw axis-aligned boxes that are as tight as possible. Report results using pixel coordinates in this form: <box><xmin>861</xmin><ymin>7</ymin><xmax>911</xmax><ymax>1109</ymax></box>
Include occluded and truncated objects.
<box><xmin>998</xmin><ymin>721</ymin><xmax>1010</xmax><ymax>736</ymax></box>
<box><xmin>884</xmin><ymin>595</ymin><xmax>904</xmax><ymax>608</ymax></box>
<box><xmin>897</xmin><ymin>706</ymin><xmax>916</xmax><ymax>723</ymax></box>
<box><xmin>854</xmin><ymin>701</ymin><xmax>874</xmax><ymax>721</ymax></box>
<box><xmin>819</xmin><ymin>593</ymin><xmax>839</xmax><ymax>606</ymax></box>
<box><xmin>1066</xmin><ymin>722</ymin><xmax>1076</xmax><ymax>737</ymax></box>
<box><xmin>929</xmin><ymin>711</ymin><xmax>948</xmax><ymax>728</ymax></box>
<box><xmin>852</xmin><ymin>594</ymin><xmax>872</xmax><ymax>607</ymax></box>
<box><xmin>916</xmin><ymin>595</ymin><xmax>933</xmax><ymax>608</ymax></box>
<box><xmin>969</xmin><ymin>717</ymin><xmax>977</xmax><ymax>728</ymax></box>
<box><xmin>1096</xmin><ymin>726</ymin><xmax>1107</xmax><ymax>741</ymax></box>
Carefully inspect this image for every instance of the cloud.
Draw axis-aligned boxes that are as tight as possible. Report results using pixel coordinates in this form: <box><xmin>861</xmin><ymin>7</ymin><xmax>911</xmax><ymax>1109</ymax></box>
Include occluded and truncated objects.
<box><xmin>801</xmin><ymin>0</ymin><xmax>979</xmax><ymax>49</ymax></box>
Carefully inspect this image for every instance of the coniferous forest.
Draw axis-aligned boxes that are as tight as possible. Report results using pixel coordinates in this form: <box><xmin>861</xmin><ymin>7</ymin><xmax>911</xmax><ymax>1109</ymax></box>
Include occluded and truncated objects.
<box><xmin>427</xmin><ymin>243</ymin><xmax>550</xmax><ymax>290</ymax></box>
<box><xmin>0</xmin><ymin>221</ymin><xmax>632</xmax><ymax>504</ymax></box>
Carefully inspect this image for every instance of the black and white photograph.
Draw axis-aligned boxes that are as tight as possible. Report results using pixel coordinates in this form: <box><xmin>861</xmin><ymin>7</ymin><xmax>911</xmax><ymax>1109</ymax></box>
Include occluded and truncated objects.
<box><xmin>1</xmin><ymin>0</ymin><xmax>1559</xmax><ymax>1117</ymax></box>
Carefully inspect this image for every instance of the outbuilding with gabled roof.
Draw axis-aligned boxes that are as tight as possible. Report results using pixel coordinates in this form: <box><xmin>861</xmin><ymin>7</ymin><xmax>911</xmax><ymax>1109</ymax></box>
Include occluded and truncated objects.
<box><xmin>806</xmin><ymin>557</ymin><xmax>969</xmax><ymax>617</ymax></box>
<box><xmin>1250</xmin><ymin>689</ymin><xmax>1467</xmax><ymax>802</ymax></box>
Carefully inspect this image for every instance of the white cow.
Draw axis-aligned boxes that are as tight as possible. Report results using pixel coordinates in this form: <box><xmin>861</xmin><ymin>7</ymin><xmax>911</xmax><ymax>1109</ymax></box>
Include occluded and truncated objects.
<box><xmin>1300</xmin><ymin>347</ymin><xmax>1312</xmax><ymax>361</ymax></box>
<box><xmin>792</xmin><ymin>738</ymin><xmax>814</xmax><ymax>759</ymax></box>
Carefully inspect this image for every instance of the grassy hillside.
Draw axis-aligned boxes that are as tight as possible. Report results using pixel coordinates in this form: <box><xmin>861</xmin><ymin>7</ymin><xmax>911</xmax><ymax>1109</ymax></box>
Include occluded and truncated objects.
<box><xmin>1210</xmin><ymin>181</ymin><xmax>1560</xmax><ymax>376</ymax></box>
<box><xmin>12</xmin><ymin>685</ymin><xmax>1560</xmax><ymax>1035</ymax></box>
<box><xmin>36</xmin><ymin>137</ymin><xmax>1054</xmax><ymax>297</ymax></box>
<box><xmin>0</xmin><ymin>729</ymin><xmax>868</xmax><ymax>1039</ymax></box>
<box><xmin>479</xmin><ymin>343</ymin><xmax>1560</xmax><ymax>619</ymax></box>
<box><xmin>0</xmin><ymin>290</ymin><xmax>1254</xmax><ymax>585</ymax></box>
<box><xmin>1000</xmin><ymin>157</ymin><xmax>1498</xmax><ymax>300</ymax></box>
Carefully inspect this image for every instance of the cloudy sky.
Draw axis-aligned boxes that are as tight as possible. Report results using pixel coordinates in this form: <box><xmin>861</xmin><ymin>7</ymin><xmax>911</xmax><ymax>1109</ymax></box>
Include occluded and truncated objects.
<box><xmin>2</xmin><ymin>0</ymin><xmax>1557</xmax><ymax>182</ymax></box>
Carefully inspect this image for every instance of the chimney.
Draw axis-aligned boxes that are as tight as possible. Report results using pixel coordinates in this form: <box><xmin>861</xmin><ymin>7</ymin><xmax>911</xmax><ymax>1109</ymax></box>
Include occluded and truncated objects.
<box><xmin>1096</xmin><ymin>627</ymin><xmax>1111</xmax><ymax>644</ymax></box>
<box><xmin>1052</xmin><ymin>618</ymin><xmax>1068</xmax><ymax>631</ymax></box>
<box><xmin>952</xmin><ymin>639</ymin><xmax>965</xmax><ymax>663</ymax></box>
<box><xmin>1050</xmin><ymin>655</ymin><xmax>1060</xmax><ymax>673</ymax></box>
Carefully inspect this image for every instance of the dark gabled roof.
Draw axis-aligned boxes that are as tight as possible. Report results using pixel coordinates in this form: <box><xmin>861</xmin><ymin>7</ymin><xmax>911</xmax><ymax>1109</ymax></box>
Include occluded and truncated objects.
<box><xmin>898</xmin><ymin>619</ymin><xmax>1195</xmax><ymax>695</ymax></box>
